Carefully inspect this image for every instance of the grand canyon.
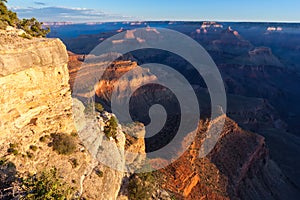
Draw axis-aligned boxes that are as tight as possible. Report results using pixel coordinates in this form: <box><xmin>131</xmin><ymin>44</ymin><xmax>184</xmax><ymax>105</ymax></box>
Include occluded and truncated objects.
<box><xmin>1</xmin><ymin>1</ymin><xmax>300</xmax><ymax>199</ymax></box>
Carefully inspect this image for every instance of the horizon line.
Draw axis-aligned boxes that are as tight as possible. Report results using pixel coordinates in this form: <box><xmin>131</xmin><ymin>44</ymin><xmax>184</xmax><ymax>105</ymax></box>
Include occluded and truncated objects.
<box><xmin>43</xmin><ymin>20</ymin><xmax>300</xmax><ymax>24</ymax></box>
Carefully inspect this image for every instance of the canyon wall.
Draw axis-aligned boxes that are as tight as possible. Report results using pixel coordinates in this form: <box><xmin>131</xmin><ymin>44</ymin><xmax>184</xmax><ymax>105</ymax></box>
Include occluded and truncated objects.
<box><xmin>158</xmin><ymin>117</ymin><xmax>299</xmax><ymax>200</ymax></box>
<box><xmin>0</xmin><ymin>31</ymin><xmax>138</xmax><ymax>199</ymax></box>
<box><xmin>0</xmin><ymin>34</ymin><xmax>75</xmax><ymax>154</ymax></box>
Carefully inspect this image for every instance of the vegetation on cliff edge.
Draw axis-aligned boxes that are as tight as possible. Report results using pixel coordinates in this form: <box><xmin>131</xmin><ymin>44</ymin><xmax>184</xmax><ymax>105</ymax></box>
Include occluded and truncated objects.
<box><xmin>0</xmin><ymin>0</ymin><xmax>50</xmax><ymax>37</ymax></box>
<box><xmin>50</xmin><ymin>133</ymin><xmax>77</xmax><ymax>155</ymax></box>
<box><xmin>104</xmin><ymin>116</ymin><xmax>118</xmax><ymax>139</ymax></box>
<box><xmin>21</xmin><ymin>168</ymin><xmax>74</xmax><ymax>200</ymax></box>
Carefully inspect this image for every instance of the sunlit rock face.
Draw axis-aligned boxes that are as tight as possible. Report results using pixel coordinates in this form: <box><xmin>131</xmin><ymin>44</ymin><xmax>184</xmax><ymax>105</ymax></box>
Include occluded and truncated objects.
<box><xmin>0</xmin><ymin>32</ymin><xmax>86</xmax><ymax>194</ymax></box>
<box><xmin>0</xmin><ymin>34</ymin><xmax>74</xmax><ymax>147</ymax></box>
<box><xmin>158</xmin><ymin>117</ymin><xmax>299</xmax><ymax>200</ymax></box>
<box><xmin>0</xmin><ymin>31</ymin><xmax>147</xmax><ymax>200</ymax></box>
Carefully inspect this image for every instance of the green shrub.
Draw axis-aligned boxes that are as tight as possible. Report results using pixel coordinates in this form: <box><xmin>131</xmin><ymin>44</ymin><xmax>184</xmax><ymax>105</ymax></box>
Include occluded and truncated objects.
<box><xmin>19</xmin><ymin>32</ymin><xmax>32</xmax><ymax>39</ymax></box>
<box><xmin>51</xmin><ymin>133</ymin><xmax>77</xmax><ymax>155</ymax></box>
<box><xmin>128</xmin><ymin>172</ymin><xmax>155</xmax><ymax>200</ymax></box>
<box><xmin>71</xmin><ymin>131</ymin><xmax>78</xmax><ymax>137</ymax></box>
<box><xmin>21</xmin><ymin>168</ymin><xmax>74</xmax><ymax>200</ymax></box>
<box><xmin>84</xmin><ymin>101</ymin><xmax>94</xmax><ymax>114</ymax></box>
<box><xmin>39</xmin><ymin>136</ymin><xmax>46</xmax><ymax>142</ymax></box>
<box><xmin>84</xmin><ymin>102</ymin><xmax>104</xmax><ymax>114</ymax></box>
<box><xmin>26</xmin><ymin>151</ymin><xmax>34</xmax><ymax>159</ymax></box>
<box><xmin>0</xmin><ymin>0</ymin><xmax>18</xmax><ymax>29</ymax></box>
<box><xmin>104</xmin><ymin>116</ymin><xmax>118</xmax><ymax>139</ymax></box>
<box><xmin>70</xmin><ymin>158</ymin><xmax>79</xmax><ymax>168</ymax></box>
<box><xmin>98</xmin><ymin>146</ymin><xmax>104</xmax><ymax>151</ymax></box>
<box><xmin>9</xmin><ymin>143</ymin><xmax>17</xmax><ymax>148</ymax></box>
<box><xmin>39</xmin><ymin>135</ymin><xmax>50</xmax><ymax>142</ymax></box>
<box><xmin>29</xmin><ymin>145</ymin><xmax>38</xmax><ymax>152</ymax></box>
<box><xmin>7</xmin><ymin>144</ymin><xmax>18</xmax><ymax>155</ymax></box>
<box><xmin>95</xmin><ymin>169</ymin><xmax>103</xmax><ymax>178</ymax></box>
<box><xmin>0</xmin><ymin>157</ymin><xmax>7</xmax><ymax>165</ymax></box>
<box><xmin>95</xmin><ymin>102</ymin><xmax>104</xmax><ymax>112</ymax></box>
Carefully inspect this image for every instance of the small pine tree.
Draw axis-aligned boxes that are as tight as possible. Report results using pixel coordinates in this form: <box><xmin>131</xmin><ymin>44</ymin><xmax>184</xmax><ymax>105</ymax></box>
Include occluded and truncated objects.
<box><xmin>18</xmin><ymin>18</ymin><xmax>50</xmax><ymax>37</ymax></box>
<box><xmin>0</xmin><ymin>0</ymin><xmax>50</xmax><ymax>37</ymax></box>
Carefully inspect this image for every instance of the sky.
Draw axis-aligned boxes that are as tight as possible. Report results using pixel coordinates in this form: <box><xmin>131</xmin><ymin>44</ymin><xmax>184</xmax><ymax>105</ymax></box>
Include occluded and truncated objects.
<box><xmin>7</xmin><ymin>0</ymin><xmax>300</xmax><ymax>23</ymax></box>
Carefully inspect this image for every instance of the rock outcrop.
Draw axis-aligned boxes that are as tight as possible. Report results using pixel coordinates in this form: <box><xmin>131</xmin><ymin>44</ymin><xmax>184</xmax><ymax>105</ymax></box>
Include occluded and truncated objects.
<box><xmin>248</xmin><ymin>47</ymin><xmax>283</xmax><ymax>67</ymax></box>
<box><xmin>0</xmin><ymin>33</ymin><xmax>74</xmax><ymax>152</ymax></box>
<box><xmin>158</xmin><ymin>117</ymin><xmax>299</xmax><ymax>200</ymax></box>
<box><xmin>72</xmin><ymin>99</ymin><xmax>147</xmax><ymax>199</ymax></box>
<box><xmin>0</xmin><ymin>31</ymin><xmax>146</xmax><ymax>200</ymax></box>
<box><xmin>0</xmin><ymin>32</ymin><xmax>91</xmax><ymax>197</ymax></box>
<box><xmin>68</xmin><ymin>52</ymin><xmax>157</xmax><ymax>103</ymax></box>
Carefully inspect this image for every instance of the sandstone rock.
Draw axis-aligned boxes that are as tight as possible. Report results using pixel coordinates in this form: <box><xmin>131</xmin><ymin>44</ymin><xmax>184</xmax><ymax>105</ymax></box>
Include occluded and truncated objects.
<box><xmin>0</xmin><ymin>36</ymin><xmax>68</xmax><ymax>77</ymax></box>
<box><xmin>0</xmin><ymin>34</ymin><xmax>132</xmax><ymax>200</ymax></box>
<box><xmin>158</xmin><ymin>117</ymin><xmax>299</xmax><ymax>200</ymax></box>
<box><xmin>72</xmin><ymin>98</ymin><xmax>87</xmax><ymax>132</ymax></box>
<box><xmin>0</xmin><ymin>35</ymin><xmax>95</xmax><ymax>198</ymax></box>
<box><xmin>0</xmin><ymin>37</ymin><xmax>75</xmax><ymax>146</ymax></box>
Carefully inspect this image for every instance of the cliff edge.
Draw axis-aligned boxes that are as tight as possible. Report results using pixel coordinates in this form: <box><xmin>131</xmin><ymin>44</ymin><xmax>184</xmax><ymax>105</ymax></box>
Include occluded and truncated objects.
<box><xmin>0</xmin><ymin>30</ymin><xmax>144</xmax><ymax>199</ymax></box>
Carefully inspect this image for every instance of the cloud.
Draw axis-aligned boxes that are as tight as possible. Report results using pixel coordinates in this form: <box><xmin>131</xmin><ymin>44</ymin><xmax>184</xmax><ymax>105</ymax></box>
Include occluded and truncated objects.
<box><xmin>34</xmin><ymin>2</ymin><xmax>46</xmax><ymax>6</ymax></box>
<box><xmin>12</xmin><ymin>6</ymin><xmax>134</xmax><ymax>23</ymax></box>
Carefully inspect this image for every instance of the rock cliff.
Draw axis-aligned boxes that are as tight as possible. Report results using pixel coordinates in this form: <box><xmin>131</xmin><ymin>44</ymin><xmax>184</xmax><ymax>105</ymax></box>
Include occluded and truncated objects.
<box><xmin>0</xmin><ymin>32</ymin><xmax>86</xmax><ymax>197</ymax></box>
<box><xmin>0</xmin><ymin>31</ymin><xmax>75</xmax><ymax>154</ymax></box>
<box><xmin>158</xmin><ymin>117</ymin><xmax>299</xmax><ymax>200</ymax></box>
<box><xmin>0</xmin><ymin>30</ymin><xmax>146</xmax><ymax>199</ymax></box>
